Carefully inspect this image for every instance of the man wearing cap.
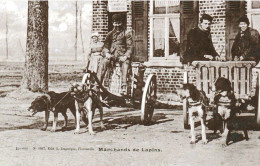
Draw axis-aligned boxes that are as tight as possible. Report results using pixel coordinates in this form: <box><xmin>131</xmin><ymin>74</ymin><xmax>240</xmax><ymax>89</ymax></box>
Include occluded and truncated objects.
<box><xmin>97</xmin><ymin>14</ymin><xmax>133</xmax><ymax>95</ymax></box>
<box><xmin>182</xmin><ymin>14</ymin><xmax>220</xmax><ymax>64</ymax></box>
<box><xmin>231</xmin><ymin>16</ymin><xmax>260</xmax><ymax>62</ymax></box>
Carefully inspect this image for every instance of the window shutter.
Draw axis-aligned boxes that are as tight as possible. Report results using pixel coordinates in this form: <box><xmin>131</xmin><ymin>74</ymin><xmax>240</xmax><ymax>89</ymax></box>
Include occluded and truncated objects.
<box><xmin>226</xmin><ymin>0</ymin><xmax>246</xmax><ymax>60</ymax></box>
<box><xmin>132</xmin><ymin>1</ymin><xmax>148</xmax><ymax>62</ymax></box>
<box><xmin>180</xmin><ymin>0</ymin><xmax>199</xmax><ymax>59</ymax></box>
<box><xmin>134</xmin><ymin>1</ymin><xmax>144</xmax><ymax>17</ymax></box>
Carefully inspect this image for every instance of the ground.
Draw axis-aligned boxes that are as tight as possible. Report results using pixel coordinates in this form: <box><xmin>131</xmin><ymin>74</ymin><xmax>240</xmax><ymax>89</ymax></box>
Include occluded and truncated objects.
<box><xmin>0</xmin><ymin>62</ymin><xmax>260</xmax><ymax>166</ymax></box>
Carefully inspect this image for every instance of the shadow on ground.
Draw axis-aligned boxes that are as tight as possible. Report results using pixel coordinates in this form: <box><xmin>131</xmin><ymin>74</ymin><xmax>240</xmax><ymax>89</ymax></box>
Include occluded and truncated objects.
<box><xmin>98</xmin><ymin>112</ymin><xmax>172</xmax><ymax>132</ymax></box>
<box><xmin>207</xmin><ymin>115</ymin><xmax>260</xmax><ymax>131</ymax></box>
<box><xmin>0</xmin><ymin>119</ymin><xmax>77</xmax><ymax>132</ymax></box>
<box><xmin>0</xmin><ymin>109</ymin><xmax>175</xmax><ymax>134</ymax></box>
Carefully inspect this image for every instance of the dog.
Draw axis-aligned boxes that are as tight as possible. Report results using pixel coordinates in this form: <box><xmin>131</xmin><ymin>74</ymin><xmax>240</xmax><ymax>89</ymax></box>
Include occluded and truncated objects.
<box><xmin>238</xmin><ymin>95</ymin><xmax>257</xmax><ymax>113</ymax></box>
<box><xmin>182</xmin><ymin>83</ymin><xmax>209</xmax><ymax>144</ymax></box>
<box><xmin>70</xmin><ymin>82</ymin><xmax>105</xmax><ymax>135</ymax></box>
<box><xmin>213</xmin><ymin>77</ymin><xmax>249</xmax><ymax>146</ymax></box>
<box><xmin>28</xmin><ymin>91</ymin><xmax>87</xmax><ymax>132</ymax></box>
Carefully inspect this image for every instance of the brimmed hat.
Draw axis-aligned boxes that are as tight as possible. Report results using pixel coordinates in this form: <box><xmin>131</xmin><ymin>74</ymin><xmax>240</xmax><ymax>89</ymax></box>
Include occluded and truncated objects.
<box><xmin>91</xmin><ymin>32</ymin><xmax>99</xmax><ymax>38</ymax></box>
<box><xmin>112</xmin><ymin>14</ymin><xmax>122</xmax><ymax>22</ymax></box>
<box><xmin>238</xmin><ymin>16</ymin><xmax>250</xmax><ymax>25</ymax></box>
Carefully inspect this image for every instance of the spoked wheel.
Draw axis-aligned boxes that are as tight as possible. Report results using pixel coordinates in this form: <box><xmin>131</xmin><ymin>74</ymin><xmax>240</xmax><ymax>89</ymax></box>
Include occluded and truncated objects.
<box><xmin>256</xmin><ymin>75</ymin><xmax>260</xmax><ymax>126</ymax></box>
<box><xmin>141</xmin><ymin>74</ymin><xmax>157</xmax><ymax>125</ymax></box>
<box><xmin>256</xmin><ymin>108</ymin><xmax>260</xmax><ymax>126</ymax></box>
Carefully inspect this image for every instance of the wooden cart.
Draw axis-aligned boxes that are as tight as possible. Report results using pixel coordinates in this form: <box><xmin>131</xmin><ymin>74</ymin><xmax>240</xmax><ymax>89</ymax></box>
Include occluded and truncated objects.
<box><xmin>183</xmin><ymin>61</ymin><xmax>258</xmax><ymax>129</ymax></box>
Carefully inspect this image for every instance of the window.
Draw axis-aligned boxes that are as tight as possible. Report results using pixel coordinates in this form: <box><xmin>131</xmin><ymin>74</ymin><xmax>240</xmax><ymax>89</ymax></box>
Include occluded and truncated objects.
<box><xmin>150</xmin><ymin>0</ymin><xmax>180</xmax><ymax>59</ymax></box>
<box><xmin>154</xmin><ymin>0</ymin><xmax>180</xmax><ymax>14</ymax></box>
<box><xmin>251</xmin><ymin>14</ymin><xmax>260</xmax><ymax>32</ymax></box>
<box><xmin>247</xmin><ymin>0</ymin><xmax>260</xmax><ymax>33</ymax></box>
<box><xmin>252</xmin><ymin>1</ymin><xmax>260</xmax><ymax>9</ymax></box>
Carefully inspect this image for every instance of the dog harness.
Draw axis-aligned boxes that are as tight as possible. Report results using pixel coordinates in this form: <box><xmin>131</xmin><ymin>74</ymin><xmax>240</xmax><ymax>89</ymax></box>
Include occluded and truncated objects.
<box><xmin>187</xmin><ymin>91</ymin><xmax>212</xmax><ymax>108</ymax></box>
<box><xmin>187</xmin><ymin>99</ymin><xmax>201</xmax><ymax>107</ymax></box>
<box><xmin>73</xmin><ymin>88</ymin><xmax>98</xmax><ymax>103</ymax></box>
<box><xmin>215</xmin><ymin>92</ymin><xmax>235</xmax><ymax>108</ymax></box>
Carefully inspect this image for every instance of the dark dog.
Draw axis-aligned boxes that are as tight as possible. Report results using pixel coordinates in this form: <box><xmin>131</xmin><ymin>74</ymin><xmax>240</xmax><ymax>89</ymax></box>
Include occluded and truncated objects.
<box><xmin>213</xmin><ymin>77</ymin><xmax>249</xmax><ymax>146</ymax></box>
<box><xmin>71</xmin><ymin>82</ymin><xmax>105</xmax><ymax>135</ymax></box>
<box><xmin>182</xmin><ymin>83</ymin><xmax>209</xmax><ymax>144</ymax></box>
<box><xmin>28</xmin><ymin>91</ymin><xmax>87</xmax><ymax>132</ymax></box>
<box><xmin>238</xmin><ymin>95</ymin><xmax>258</xmax><ymax>113</ymax></box>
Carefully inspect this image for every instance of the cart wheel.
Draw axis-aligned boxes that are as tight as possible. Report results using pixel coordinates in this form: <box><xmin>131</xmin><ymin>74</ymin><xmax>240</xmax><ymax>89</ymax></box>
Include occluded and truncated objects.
<box><xmin>256</xmin><ymin>73</ymin><xmax>260</xmax><ymax>125</ymax></box>
<box><xmin>256</xmin><ymin>108</ymin><xmax>260</xmax><ymax>125</ymax></box>
<box><xmin>141</xmin><ymin>74</ymin><xmax>157</xmax><ymax>125</ymax></box>
<box><xmin>183</xmin><ymin>98</ymin><xmax>190</xmax><ymax>129</ymax></box>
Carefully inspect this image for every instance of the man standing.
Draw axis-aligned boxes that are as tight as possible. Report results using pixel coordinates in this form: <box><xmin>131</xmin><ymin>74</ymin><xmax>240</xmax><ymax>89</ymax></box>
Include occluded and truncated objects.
<box><xmin>231</xmin><ymin>16</ymin><xmax>260</xmax><ymax>63</ymax></box>
<box><xmin>182</xmin><ymin>14</ymin><xmax>220</xmax><ymax>64</ymax></box>
<box><xmin>97</xmin><ymin>14</ymin><xmax>133</xmax><ymax>95</ymax></box>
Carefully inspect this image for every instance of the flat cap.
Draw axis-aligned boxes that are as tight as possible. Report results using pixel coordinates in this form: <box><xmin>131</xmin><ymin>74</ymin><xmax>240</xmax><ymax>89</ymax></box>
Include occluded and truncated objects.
<box><xmin>200</xmin><ymin>14</ymin><xmax>213</xmax><ymax>23</ymax></box>
<box><xmin>112</xmin><ymin>14</ymin><xmax>122</xmax><ymax>22</ymax></box>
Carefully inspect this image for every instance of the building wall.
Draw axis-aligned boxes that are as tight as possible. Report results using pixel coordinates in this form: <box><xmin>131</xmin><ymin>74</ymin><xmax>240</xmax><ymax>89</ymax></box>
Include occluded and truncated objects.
<box><xmin>92</xmin><ymin>0</ymin><xmax>132</xmax><ymax>42</ymax></box>
<box><xmin>92</xmin><ymin>1</ymin><xmax>108</xmax><ymax>42</ymax></box>
<box><xmin>126</xmin><ymin>0</ymin><xmax>132</xmax><ymax>32</ymax></box>
<box><xmin>144</xmin><ymin>65</ymin><xmax>196</xmax><ymax>101</ymax></box>
<box><xmin>92</xmin><ymin>1</ymin><xmax>226</xmax><ymax>54</ymax></box>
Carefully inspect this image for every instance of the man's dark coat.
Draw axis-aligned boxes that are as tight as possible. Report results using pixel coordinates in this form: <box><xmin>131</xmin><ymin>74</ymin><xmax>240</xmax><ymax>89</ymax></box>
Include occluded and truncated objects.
<box><xmin>182</xmin><ymin>27</ymin><xmax>219</xmax><ymax>64</ymax></box>
<box><xmin>231</xmin><ymin>27</ymin><xmax>260</xmax><ymax>62</ymax></box>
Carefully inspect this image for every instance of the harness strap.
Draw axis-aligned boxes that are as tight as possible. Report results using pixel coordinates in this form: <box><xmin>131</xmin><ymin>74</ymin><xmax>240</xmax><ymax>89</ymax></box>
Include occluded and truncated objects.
<box><xmin>217</xmin><ymin>102</ymin><xmax>232</xmax><ymax>106</ymax></box>
<box><xmin>73</xmin><ymin>88</ymin><xmax>111</xmax><ymax>108</ymax></box>
<box><xmin>188</xmin><ymin>101</ymin><xmax>201</xmax><ymax>107</ymax></box>
<box><xmin>51</xmin><ymin>92</ymin><xmax>71</xmax><ymax>111</ymax></box>
<box><xmin>186</xmin><ymin>91</ymin><xmax>214</xmax><ymax>108</ymax></box>
<box><xmin>74</xmin><ymin>89</ymin><xmax>93</xmax><ymax>103</ymax></box>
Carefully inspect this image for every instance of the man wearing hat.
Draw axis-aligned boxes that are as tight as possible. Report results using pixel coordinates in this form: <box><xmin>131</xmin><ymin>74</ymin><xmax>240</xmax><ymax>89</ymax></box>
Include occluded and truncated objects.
<box><xmin>231</xmin><ymin>16</ymin><xmax>260</xmax><ymax>62</ymax></box>
<box><xmin>182</xmin><ymin>14</ymin><xmax>220</xmax><ymax>64</ymax></box>
<box><xmin>97</xmin><ymin>14</ymin><xmax>133</xmax><ymax>95</ymax></box>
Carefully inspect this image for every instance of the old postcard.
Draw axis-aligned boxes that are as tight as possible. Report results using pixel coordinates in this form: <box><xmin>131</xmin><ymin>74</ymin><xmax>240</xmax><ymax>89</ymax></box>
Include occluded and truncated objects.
<box><xmin>0</xmin><ymin>0</ymin><xmax>260</xmax><ymax>165</ymax></box>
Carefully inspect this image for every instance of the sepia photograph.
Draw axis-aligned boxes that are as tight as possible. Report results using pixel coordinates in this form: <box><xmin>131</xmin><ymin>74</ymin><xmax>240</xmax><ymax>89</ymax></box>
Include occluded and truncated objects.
<box><xmin>1</xmin><ymin>0</ymin><xmax>260</xmax><ymax>165</ymax></box>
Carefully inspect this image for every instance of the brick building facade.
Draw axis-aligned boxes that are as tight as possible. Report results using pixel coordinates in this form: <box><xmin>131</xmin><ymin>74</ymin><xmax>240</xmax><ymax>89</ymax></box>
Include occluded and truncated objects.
<box><xmin>92</xmin><ymin>0</ymin><xmax>260</xmax><ymax>102</ymax></box>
